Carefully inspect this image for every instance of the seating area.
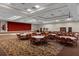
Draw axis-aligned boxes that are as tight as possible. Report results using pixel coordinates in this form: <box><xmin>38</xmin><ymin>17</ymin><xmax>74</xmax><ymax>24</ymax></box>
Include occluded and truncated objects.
<box><xmin>0</xmin><ymin>31</ymin><xmax>78</xmax><ymax>56</ymax></box>
<box><xmin>16</xmin><ymin>31</ymin><xmax>78</xmax><ymax>47</ymax></box>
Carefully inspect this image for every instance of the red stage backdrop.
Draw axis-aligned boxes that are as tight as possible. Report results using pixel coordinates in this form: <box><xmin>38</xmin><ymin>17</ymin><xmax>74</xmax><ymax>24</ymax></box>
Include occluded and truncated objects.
<box><xmin>7</xmin><ymin>22</ymin><xmax>31</xmax><ymax>31</ymax></box>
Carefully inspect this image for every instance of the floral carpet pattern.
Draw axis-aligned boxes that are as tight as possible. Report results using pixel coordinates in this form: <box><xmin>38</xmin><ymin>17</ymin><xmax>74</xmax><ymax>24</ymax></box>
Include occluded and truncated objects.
<box><xmin>0</xmin><ymin>35</ymin><xmax>64</xmax><ymax>56</ymax></box>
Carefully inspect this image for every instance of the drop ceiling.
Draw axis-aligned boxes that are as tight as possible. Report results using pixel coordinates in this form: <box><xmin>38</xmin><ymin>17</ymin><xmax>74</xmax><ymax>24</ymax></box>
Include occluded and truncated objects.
<box><xmin>0</xmin><ymin>3</ymin><xmax>78</xmax><ymax>24</ymax></box>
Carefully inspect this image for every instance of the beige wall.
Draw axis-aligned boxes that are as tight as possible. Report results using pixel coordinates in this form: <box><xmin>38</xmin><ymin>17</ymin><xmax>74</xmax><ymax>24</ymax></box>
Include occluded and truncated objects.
<box><xmin>32</xmin><ymin>22</ymin><xmax>79</xmax><ymax>32</ymax></box>
<box><xmin>32</xmin><ymin>24</ymin><xmax>43</xmax><ymax>31</ymax></box>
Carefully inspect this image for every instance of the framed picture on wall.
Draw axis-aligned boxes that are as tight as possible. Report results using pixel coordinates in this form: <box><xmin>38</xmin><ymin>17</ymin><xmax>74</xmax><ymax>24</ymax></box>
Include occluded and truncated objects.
<box><xmin>68</xmin><ymin>27</ymin><xmax>72</xmax><ymax>32</ymax></box>
<box><xmin>60</xmin><ymin>27</ymin><xmax>66</xmax><ymax>32</ymax></box>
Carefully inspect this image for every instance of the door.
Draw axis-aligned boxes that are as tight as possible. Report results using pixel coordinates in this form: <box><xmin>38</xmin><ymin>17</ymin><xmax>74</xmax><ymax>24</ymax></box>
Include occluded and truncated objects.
<box><xmin>0</xmin><ymin>21</ymin><xmax>7</xmax><ymax>32</ymax></box>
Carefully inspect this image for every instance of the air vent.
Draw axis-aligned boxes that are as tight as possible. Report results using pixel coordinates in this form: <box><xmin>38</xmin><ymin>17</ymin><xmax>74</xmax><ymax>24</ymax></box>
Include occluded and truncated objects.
<box><xmin>51</xmin><ymin>14</ymin><xmax>54</xmax><ymax>16</ymax></box>
<box><xmin>21</xmin><ymin>3</ymin><xmax>25</xmax><ymax>4</ymax></box>
<box><xmin>32</xmin><ymin>7</ymin><xmax>36</xmax><ymax>9</ymax></box>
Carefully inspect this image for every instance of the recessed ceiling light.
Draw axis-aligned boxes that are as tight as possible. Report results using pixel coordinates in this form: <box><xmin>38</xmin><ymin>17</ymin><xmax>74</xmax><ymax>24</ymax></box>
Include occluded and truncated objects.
<box><xmin>66</xmin><ymin>18</ymin><xmax>72</xmax><ymax>21</ymax></box>
<box><xmin>27</xmin><ymin>9</ymin><xmax>32</xmax><ymax>12</ymax></box>
<box><xmin>35</xmin><ymin>5</ymin><xmax>40</xmax><ymax>8</ymax></box>
<box><xmin>56</xmin><ymin>20</ymin><xmax>59</xmax><ymax>22</ymax></box>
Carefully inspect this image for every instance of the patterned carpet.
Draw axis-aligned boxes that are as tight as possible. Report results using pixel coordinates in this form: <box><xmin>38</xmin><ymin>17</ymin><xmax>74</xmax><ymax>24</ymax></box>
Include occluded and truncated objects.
<box><xmin>0</xmin><ymin>35</ymin><xmax>64</xmax><ymax>56</ymax></box>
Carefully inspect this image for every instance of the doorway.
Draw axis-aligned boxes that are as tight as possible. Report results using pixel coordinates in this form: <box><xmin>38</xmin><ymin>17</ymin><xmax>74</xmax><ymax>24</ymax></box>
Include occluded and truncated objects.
<box><xmin>0</xmin><ymin>21</ymin><xmax>7</xmax><ymax>32</ymax></box>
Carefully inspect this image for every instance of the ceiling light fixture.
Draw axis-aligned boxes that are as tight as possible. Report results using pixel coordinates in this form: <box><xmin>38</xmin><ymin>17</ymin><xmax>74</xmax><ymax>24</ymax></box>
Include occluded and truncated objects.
<box><xmin>27</xmin><ymin>9</ymin><xmax>32</xmax><ymax>12</ymax></box>
<box><xmin>67</xmin><ymin>18</ymin><xmax>72</xmax><ymax>21</ymax></box>
<box><xmin>35</xmin><ymin>5</ymin><xmax>40</xmax><ymax>9</ymax></box>
<box><xmin>56</xmin><ymin>20</ymin><xmax>59</xmax><ymax>22</ymax></box>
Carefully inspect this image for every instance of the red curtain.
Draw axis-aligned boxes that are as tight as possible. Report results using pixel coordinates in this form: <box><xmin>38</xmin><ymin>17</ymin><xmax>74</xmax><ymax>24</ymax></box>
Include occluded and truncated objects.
<box><xmin>7</xmin><ymin>22</ymin><xmax>31</xmax><ymax>31</ymax></box>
